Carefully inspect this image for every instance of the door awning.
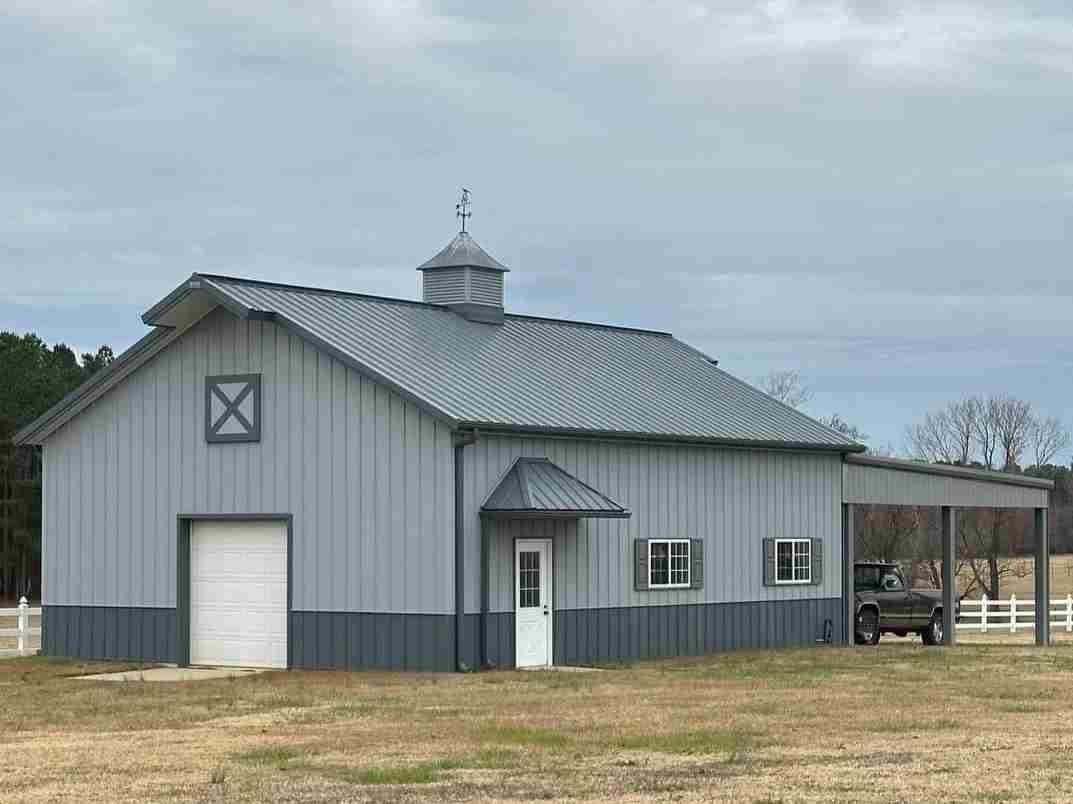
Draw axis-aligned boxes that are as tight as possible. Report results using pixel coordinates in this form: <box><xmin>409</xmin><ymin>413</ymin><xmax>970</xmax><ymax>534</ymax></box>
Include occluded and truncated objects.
<box><xmin>481</xmin><ymin>457</ymin><xmax>631</xmax><ymax>519</ymax></box>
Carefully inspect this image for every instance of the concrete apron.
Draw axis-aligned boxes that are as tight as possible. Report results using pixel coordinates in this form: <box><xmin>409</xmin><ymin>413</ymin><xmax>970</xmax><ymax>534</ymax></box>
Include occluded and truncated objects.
<box><xmin>74</xmin><ymin>666</ymin><xmax>269</xmax><ymax>682</ymax></box>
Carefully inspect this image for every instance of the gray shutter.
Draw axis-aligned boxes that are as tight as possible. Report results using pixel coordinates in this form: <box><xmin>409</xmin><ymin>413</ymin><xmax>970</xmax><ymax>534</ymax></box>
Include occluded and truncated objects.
<box><xmin>689</xmin><ymin>538</ymin><xmax>704</xmax><ymax>589</ymax></box>
<box><xmin>634</xmin><ymin>539</ymin><xmax>649</xmax><ymax>591</ymax></box>
<box><xmin>811</xmin><ymin>538</ymin><xmax>823</xmax><ymax>586</ymax></box>
<box><xmin>762</xmin><ymin>538</ymin><xmax>776</xmax><ymax>586</ymax></box>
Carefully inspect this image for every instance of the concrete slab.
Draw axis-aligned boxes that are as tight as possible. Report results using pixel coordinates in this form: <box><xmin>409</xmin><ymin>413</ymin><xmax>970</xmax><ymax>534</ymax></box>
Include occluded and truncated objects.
<box><xmin>519</xmin><ymin>665</ymin><xmax>602</xmax><ymax>673</ymax></box>
<box><xmin>74</xmin><ymin>666</ymin><xmax>268</xmax><ymax>682</ymax></box>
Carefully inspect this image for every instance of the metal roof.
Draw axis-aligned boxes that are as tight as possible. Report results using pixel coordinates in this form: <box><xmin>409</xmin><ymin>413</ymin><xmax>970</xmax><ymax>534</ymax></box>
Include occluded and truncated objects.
<box><xmin>417</xmin><ymin>232</ymin><xmax>510</xmax><ymax>273</ymax></box>
<box><xmin>18</xmin><ymin>272</ymin><xmax>864</xmax><ymax>450</ymax></box>
<box><xmin>197</xmin><ymin>274</ymin><xmax>859</xmax><ymax>449</ymax></box>
<box><xmin>482</xmin><ymin>458</ymin><xmax>630</xmax><ymax>518</ymax></box>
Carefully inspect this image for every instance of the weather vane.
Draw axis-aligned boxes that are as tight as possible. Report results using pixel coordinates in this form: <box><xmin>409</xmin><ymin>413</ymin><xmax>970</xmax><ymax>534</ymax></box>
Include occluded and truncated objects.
<box><xmin>456</xmin><ymin>188</ymin><xmax>472</xmax><ymax>234</ymax></box>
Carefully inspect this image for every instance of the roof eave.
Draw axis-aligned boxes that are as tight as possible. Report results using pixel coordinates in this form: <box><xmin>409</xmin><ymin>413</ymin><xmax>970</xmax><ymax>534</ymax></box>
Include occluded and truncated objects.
<box><xmin>458</xmin><ymin>422</ymin><xmax>864</xmax><ymax>454</ymax></box>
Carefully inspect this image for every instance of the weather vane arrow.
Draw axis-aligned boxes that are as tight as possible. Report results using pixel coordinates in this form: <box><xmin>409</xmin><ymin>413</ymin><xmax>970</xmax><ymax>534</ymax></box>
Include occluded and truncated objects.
<box><xmin>456</xmin><ymin>188</ymin><xmax>471</xmax><ymax>234</ymax></box>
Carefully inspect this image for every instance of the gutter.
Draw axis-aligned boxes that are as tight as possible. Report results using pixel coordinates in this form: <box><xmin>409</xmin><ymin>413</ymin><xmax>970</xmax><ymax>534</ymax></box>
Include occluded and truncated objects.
<box><xmin>453</xmin><ymin>428</ymin><xmax>479</xmax><ymax>672</ymax></box>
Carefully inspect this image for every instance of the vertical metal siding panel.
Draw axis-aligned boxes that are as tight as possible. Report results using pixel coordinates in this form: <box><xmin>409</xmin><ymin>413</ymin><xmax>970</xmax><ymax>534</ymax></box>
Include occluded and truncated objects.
<box><xmin>345</xmin><ymin>370</ymin><xmax>359</xmax><ymax>614</ymax></box>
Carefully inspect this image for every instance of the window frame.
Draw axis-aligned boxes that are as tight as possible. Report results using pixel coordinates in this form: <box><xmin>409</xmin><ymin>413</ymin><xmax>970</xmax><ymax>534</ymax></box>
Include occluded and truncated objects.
<box><xmin>647</xmin><ymin>538</ymin><xmax>691</xmax><ymax>589</ymax></box>
<box><xmin>774</xmin><ymin>538</ymin><xmax>812</xmax><ymax>585</ymax></box>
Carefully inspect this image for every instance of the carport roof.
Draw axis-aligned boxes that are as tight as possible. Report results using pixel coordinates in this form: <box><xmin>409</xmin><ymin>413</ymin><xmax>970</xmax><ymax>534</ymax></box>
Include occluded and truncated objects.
<box><xmin>481</xmin><ymin>458</ymin><xmax>630</xmax><ymax>519</ymax></box>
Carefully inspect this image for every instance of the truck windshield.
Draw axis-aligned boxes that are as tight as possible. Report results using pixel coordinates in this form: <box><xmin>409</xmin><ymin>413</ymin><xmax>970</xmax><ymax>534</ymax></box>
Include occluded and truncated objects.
<box><xmin>854</xmin><ymin>566</ymin><xmax>883</xmax><ymax>591</ymax></box>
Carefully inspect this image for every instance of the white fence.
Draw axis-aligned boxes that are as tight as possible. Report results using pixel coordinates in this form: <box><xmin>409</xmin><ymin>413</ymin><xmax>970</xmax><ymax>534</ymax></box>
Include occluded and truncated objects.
<box><xmin>0</xmin><ymin>598</ymin><xmax>41</xmax><ymax>657</ymax></box>
<box><xmin>956</xmin><ymin>594</ymin><xmax>1073</xmax><ymax>634</ymax></box>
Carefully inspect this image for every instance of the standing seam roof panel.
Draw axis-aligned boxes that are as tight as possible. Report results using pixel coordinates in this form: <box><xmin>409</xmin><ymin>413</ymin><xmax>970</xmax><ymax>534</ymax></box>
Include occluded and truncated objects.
<box><xmin>199</xmin><ymin>276</ymin><xmax>858</xmax><ymax>447</ymax></box>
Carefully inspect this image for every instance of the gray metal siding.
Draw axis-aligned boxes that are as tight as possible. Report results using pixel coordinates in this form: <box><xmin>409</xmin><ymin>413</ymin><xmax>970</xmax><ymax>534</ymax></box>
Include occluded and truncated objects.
<box><xmin>422</xmin><ymin>268</ymin><xmax>468</xmax><ymax>305</ymax></box>
<box><xmin>469</xmin><ymin>269</ymin><xmax>503</xmax><ymax>307</ymax></box>
<box><xmin>465</xmin><ymin>435</ymin><xmax>843</xmax><ymax>615</ymax></box>
<box><xmin>42</xmin><ymin>307</ymin><xmax>455</xmax><ymax>614</ymax></box>
<box><xmin>843</xmin><ymin>462</ymin><xmax>1049</xmax><ymax>509</ymax></box>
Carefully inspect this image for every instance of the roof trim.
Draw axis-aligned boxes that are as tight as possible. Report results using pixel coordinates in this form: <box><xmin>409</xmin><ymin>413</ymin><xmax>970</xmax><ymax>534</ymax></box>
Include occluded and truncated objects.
<box><xmin>13</xmin><ymin>327</ymin><xmax>181</xmax><ymax>445</ymax></box>
<box><xmin>460</xmin><ymin>423</ymin><xmax>866</xmax><ymax>453</ymax></box>
<box><xmin>845</xmin><ymin>454</ymin><xmax>1055</xmax><ymax>491</ymax></box>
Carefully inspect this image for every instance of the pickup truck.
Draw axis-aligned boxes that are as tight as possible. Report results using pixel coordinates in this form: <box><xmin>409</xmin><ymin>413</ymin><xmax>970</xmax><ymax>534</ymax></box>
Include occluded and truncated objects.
<box><xmin>854</xmin><ymin>561</ymin><xmax>955</xmax><ymax>645</ymax></box>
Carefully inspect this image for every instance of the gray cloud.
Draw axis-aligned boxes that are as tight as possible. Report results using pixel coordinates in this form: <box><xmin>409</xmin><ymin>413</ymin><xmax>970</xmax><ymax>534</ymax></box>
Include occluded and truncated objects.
<box><xmin>1</xmin><ymin>1</ymin><xmax>1070</xmax><ymax>456</ymax></box>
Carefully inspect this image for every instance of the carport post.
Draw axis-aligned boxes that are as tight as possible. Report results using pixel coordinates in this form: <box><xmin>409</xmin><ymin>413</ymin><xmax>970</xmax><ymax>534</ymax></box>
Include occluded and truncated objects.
<box><xmin>1035</xmin><ymin>507</ymin><xmax>1050</xmax><ymax>647</ymax></box>
<box><xmin>843</xmin><ymin>503</ymin><xmax>855</xmax><ymax>646</ymax></box>
<box><xmin>941</xmin><ymin>506</ymin><xmax>956</xmax><ymax>647</ymax></box>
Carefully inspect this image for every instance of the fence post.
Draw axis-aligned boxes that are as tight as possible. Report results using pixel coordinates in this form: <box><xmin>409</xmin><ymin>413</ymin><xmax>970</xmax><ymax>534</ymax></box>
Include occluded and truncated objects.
<box><xmin>1009</xmin><ymin>594</ymin><xmax>1017</xmax><ymax>634</ymax></box>
<box><xmin>981</xmin><ymin>594</ymin><xmax>988</xmax><ymax>634</ymax></box>
<box><xmin>1067</xmin><ymin>595</ymin><xmax>1072</xmax><ymax>634</ymax></box>
<box><xmin>17</xmin><ymin>597</ymin><xmax>28</xmax><ymax>656</ymax></box>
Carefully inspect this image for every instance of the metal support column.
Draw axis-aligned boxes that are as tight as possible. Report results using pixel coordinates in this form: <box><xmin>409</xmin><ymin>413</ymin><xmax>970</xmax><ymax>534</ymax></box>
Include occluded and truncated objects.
<box><xmin>843</xmin><ymin>503</ymin><xmax>855</xmax><ymax>645</ymax></box>
<box><xmin>941</xmin><ymin>505</ymin><xmax>956</xmax><ymax>647</ymax></box>
<box><xmin>1035</xmin><ymin>507</ymin><xmax>1050</xmax><ymax>647</ymax></box>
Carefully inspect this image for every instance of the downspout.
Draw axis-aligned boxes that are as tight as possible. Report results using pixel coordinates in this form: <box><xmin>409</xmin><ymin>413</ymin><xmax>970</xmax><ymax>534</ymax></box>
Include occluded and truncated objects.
<box><xmin>453</xmin><ymin>428</ymin><xmax>478</xmax><ymax>672</ymax></box>
<box><xmin>480</xmin><ymin>514</ymin><xmax>489</xmax><ymax>668</ymax></box>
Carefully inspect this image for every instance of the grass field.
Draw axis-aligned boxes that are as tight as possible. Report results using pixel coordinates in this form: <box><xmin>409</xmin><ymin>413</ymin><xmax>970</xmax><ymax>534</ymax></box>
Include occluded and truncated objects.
<box><xmin>952</xmin><ymin>553</ymin><xmax>1073</xmax><ymax>599</ymax></box>
<box><xmin>3</xmin><ymin>646</ymin><xmax>1073</xmax><ymax>802</ymax></box>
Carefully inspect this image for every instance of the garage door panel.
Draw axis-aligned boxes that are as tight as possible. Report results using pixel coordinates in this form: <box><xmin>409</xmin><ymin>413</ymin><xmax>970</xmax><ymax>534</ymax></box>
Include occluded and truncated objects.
<box><xmin>190</xmin><ymin>520</ymin><xmax>288</xmax><ymax>669</ymax></box>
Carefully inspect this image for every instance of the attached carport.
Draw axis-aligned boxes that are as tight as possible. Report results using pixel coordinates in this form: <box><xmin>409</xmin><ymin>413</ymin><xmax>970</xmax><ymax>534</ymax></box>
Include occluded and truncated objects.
<box><xmin>842</xmin><ymin>455</ymin><xmax>1054</xmax><ymax>647</ymax></box>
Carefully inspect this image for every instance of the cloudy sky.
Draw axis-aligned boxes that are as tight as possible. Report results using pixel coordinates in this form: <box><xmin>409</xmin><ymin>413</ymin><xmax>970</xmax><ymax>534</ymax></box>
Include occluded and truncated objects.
<box><xmin>2</xmin><ymin>1</ymin><xmax>1071</xmax><ymax>457</ymax></box>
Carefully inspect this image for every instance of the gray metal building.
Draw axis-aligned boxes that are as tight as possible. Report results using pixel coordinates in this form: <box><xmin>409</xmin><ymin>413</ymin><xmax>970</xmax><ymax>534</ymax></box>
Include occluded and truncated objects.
<box><xmin>15</xmin><ymin>230</ymin><xmax>1054</xmax><ymax>671</ymax></box>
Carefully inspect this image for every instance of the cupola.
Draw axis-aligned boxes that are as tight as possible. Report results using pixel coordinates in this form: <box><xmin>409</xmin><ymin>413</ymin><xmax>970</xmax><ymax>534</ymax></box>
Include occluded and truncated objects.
<box><xmin>417</xmin><ymin>190</ymin><xmax>509</xmax><ymax>323</ymax></box>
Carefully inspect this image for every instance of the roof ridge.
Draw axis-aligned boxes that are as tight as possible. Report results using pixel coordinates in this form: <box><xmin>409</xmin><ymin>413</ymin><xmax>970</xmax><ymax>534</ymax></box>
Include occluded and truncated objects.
<box><xmin>197</xmin><ymin>273</ymin><xmax>673</xmax><ymax>337</ymax></box>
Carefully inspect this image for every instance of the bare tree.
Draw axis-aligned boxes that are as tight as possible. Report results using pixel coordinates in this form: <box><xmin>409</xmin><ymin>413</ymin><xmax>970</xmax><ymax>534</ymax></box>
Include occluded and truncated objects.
<box><xmin>991</xmin><ymin>395</ymin><xmax>1033</xmax><ymax>471</ymax></box>
<box><xmin>759</xmin><ymin>370</ymin><xmax>812</xmax><ymax>409</ymax></box>
<box><xmin>819</xmin><ymin>413</ymin><xmax>867</xmax><ymax>443</ymax></box>
<box><xmin>904</xmin><ymin>394</ymin><xmax>1059</xmax><ymax>598</ymax></box>
<box><xmin>1030</xmin><ymin>416</ymin><xmax>1071</xmax><ymax>469</ymax></box>
<box><xmin>904</xmin><ymin>398</ymin><xmax>978</xmax><ymax>464</ymax></box>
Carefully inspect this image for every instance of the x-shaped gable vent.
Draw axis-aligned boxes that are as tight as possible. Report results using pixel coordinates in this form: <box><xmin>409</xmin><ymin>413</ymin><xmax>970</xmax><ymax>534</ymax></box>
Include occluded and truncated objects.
<box><xmin>205</xmin><ymin>374</ymin><xmax>261</xmax><ymax>443</ymax></box>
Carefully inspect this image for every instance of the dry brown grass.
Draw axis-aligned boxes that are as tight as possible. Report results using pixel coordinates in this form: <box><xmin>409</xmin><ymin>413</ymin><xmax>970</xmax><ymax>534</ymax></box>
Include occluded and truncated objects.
<box><xmin>3</xmin><ymin>645</ymin><xmax>1073</xmax><ymax>802</ymax></box>
<box><xmin>952</xmin><ymin>553</ymin><xmax>1073</xmax><ymax>599</ymax></box>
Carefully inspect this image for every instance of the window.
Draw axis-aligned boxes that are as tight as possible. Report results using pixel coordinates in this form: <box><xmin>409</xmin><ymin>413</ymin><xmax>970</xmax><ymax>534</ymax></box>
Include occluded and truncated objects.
<box><xmin>649</xmin><ymin>539</ymin><xmax>690</xmax><ymax>588</ymax></box>
<box><xmin>206</xmin><ymin>374</ymin><xmax>261</xmax><ymax>443</ymax></box>
<box><xmin>854</xmin><ymin>565</ymin><xmax>882</xmax><ymax>591</ymax></box>
<box><xmin>518</xmin><ymin>550</ymin><xmax>541</xmax><ymax>608</ymax></box>
<box><xmin>775</xmin><ymin>538</ymin><xmax>811</xmax><ymax>585</ymax></box>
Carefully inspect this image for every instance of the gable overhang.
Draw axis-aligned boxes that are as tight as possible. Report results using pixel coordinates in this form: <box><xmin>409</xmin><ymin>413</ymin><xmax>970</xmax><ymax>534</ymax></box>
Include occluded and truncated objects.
<box><xmin>16</xmin><ymin>275</ymin><xmax>462</xmax><ymax>446</ymax></box>
<box><xmin>842</xmin><ymin>454</ymin><xmax>1052</xmax><ymax>509</ymax></box>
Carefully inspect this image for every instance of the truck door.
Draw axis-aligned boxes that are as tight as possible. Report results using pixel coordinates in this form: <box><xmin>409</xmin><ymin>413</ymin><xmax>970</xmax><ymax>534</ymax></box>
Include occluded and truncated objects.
<box><xmin>876</xmin><ymin>570</ymin><xmax>913</xmax><ymax>629</ymax></box>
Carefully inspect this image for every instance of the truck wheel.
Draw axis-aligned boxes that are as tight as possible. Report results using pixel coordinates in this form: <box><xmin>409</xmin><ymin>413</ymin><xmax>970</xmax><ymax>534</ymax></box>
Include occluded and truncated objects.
<box><xmin>921</xmin><ymin>611</ymin><xmax>944</xmax><ymax>645</ymax></box>
<box><xmin>856</xmin><ymin>608</ymin><xmax>880</xmax><ymax>645</ymax></box>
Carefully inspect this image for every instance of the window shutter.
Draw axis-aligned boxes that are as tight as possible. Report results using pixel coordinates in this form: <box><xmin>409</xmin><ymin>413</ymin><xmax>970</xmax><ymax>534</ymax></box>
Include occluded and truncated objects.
<box><xmin>634</xmin><ymin>539</ymin><xmax>650</xmax><ymax>591</ymax></box>
<box><xmin>689</xmin><ymin>538</ymin><xmax>704</xmax><ymax>589</ymax></box>
<box><xmin>762</xmin><ymin>538</ymin><xmax>776</xmax><ymax>586</ymax></box>
<box><xmin>810</xmin><ymin>538</ymin><xmax>823</xmax><ymax>585</ymax></box>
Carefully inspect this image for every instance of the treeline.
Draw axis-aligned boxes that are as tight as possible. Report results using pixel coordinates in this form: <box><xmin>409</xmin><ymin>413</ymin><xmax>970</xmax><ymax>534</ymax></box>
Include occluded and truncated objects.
<box><xmin>0</xmin><ymin>332</ymin><xmax>114</xmax><ymax>600</ymax></box>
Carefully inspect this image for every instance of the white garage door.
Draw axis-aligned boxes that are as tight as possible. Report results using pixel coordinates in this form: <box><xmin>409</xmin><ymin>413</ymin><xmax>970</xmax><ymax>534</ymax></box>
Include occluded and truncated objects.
<box><xmin>190</xmin><ymin>519</ymin><xmax>287</xmax><ymax>669</ymax></box>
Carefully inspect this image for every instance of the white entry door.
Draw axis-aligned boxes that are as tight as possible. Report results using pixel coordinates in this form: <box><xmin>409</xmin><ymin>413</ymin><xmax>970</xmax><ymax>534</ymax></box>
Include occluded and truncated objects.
<box><xmin>190</xmin><ymin>519</ymin><xmax>288</xmax><ymax>669</ymax></box>
<box><xmin>515</xmin><ymin>539</ymin><xmax>552</xmax><ymax>667</ymax></box>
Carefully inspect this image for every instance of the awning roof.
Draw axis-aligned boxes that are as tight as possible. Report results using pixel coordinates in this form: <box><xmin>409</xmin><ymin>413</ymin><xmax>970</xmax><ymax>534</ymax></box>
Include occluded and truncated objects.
<box><xmin>481</xmin><ymin>458</ymin><xmax>630</xmax><ymax>519</ymax></box>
